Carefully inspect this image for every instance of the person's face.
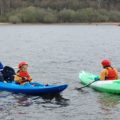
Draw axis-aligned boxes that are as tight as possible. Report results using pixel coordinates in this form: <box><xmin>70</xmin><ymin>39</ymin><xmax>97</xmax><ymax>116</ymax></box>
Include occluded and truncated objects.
<box><xmin>21</xmin><ymin>65</ymin><xmax>28</xmax><ymax>71</ymax></box>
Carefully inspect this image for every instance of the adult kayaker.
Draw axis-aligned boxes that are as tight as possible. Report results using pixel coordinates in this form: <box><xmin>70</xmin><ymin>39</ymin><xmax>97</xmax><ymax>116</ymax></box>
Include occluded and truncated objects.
<box><xmin>100</xmin><ymin>59</ymin><xmax>118</xmax><ymax>80</ymax></box>
<box><xmin>0</xmin><ymin>62</ymin><xmax>3</xmax><ymax>71</ymax></box>
<box><xmin>14</xmin><ymin>61</ymin><xmax>32</xmax><ymax>85</ymax></box>
<box><xmin>0</xmin><ymin>62</ymin><xmax>4</xmax><ymax>81</ymax></box>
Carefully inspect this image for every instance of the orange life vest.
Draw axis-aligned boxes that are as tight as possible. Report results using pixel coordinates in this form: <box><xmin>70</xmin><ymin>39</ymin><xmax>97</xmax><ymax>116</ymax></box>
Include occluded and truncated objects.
<box><xmin>105</xmin><ymin>68</ymin><xmax>117</xmax><ymax>80</ymax></box>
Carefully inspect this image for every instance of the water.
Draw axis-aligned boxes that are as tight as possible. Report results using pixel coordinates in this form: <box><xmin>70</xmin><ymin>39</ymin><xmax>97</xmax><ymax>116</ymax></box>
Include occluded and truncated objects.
<box><xmin>0</xmin><ymin>24</ymin><xmax>120</xmax><ymax>120</ymax></box>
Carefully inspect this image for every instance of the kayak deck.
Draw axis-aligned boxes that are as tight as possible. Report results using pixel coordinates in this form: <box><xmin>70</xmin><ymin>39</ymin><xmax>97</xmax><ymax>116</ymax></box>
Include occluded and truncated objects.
<box><xmin>79</xmin><ymin>71</ymin><xmax>120</xmax><ymax>94</ymax></box>
<box><xmin>0</xmin><ymin>82</ymin><xmax>68</xmax><ymax>95</ymax></box>
<box><xmin>79</xmin><ymin>71</ymin><xmax>96</xmax><ymax>85</ymax></box>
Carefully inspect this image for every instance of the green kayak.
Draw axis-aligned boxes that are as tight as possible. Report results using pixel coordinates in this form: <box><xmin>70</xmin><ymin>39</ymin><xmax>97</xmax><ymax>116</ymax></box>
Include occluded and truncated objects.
<box><xmin>79</xmin><ymin>71</ymin><xmax>120</xmax><ymax>94</ymax></box>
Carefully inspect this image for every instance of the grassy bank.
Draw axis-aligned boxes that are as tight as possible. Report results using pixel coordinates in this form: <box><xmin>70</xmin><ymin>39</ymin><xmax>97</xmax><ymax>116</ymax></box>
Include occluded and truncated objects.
<box><xmin>0</xmin><ymin>6</ymin><xmax>120</xmax><ymax>24</ymax></box>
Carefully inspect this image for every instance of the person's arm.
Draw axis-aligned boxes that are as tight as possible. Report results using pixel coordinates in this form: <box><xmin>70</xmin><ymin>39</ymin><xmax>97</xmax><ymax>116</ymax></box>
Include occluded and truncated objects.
<box><xmin>28</xmin><ymin>74</ymin><xmax>32</xmax><ymax>82</ymax></box>
<box><xmin>100</xmin><ymin>69</ymin><xmax>107</xmax><ymax>80</ymax></box>
<box><xmin>115</xmin><ymin>69</ymin><xmax>119</xmax><ymax>80</ymax></box>
<box><xmin>14</xmin><ymin>75</ymin><xmax>23</xmax><ymax>83</ymax></box>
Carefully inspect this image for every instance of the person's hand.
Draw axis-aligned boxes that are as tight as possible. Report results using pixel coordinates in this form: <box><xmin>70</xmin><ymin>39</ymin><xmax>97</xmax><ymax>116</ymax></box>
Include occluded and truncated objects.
<box><xmin>22</xmin><ymin>77</ymin><xmax>29</xmax><ymax>82</ymax></box>
<box><xmin>94</xmin><ymin>76</ymin><xmax>100</xmax><ymax>81</ymax></box>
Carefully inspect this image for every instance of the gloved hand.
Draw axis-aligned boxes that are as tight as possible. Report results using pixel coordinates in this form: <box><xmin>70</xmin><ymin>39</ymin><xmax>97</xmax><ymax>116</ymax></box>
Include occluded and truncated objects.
<box><xmin>94</xmin><ymin>76</ymin><xmax>100</xmax><ymax>81</ymax></box>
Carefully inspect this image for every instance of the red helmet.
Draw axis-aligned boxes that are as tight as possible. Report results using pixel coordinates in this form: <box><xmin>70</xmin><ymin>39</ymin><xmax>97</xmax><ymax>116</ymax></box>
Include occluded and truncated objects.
<box><xmin>18</xmin><ymin>61</ymin><xmax>28</xmax><ymax>68</ymax></box>
<box><xmin>101</xmin><ymin>59</ymin><xmax>111</xmax><ymax>67</ymax></box>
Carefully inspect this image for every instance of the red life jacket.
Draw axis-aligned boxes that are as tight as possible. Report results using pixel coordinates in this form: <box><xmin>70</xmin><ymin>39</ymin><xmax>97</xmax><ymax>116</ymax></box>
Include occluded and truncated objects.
<box><xmin>18</xmin><ymin>71</ymin><xmax>31</xmax><ymax>81</ymax></box>
<box><xmin>105</xmin><ymin>67</ymin><xmax>117</xmax><ymax>80</ymax></box>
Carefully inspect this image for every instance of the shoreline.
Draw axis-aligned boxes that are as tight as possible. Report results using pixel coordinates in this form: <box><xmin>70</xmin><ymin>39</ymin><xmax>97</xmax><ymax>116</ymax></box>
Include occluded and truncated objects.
<box><xmin>0</xmin><ymin>22</ymin><xmax>120</xmax><ymax>26</ymax></box>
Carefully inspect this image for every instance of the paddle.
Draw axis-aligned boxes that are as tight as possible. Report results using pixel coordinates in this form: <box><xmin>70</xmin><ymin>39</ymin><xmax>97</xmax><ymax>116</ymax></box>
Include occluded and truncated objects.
<box><xmin>76</xmin><ymin>80</ymin><xmax>97</xmax><ymax>90</ymax></box>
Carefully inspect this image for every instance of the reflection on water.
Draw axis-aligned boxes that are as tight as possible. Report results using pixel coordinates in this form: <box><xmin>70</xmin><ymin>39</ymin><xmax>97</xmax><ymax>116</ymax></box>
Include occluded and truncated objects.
<box><xmin>12</xmin><ymin>93</ymin><xmax>69</xmax><ymax>108</ymax></box>
<box><xmin>13</xmin><ymin>94</ymin><xmax>33</xmax><ymax>107</ymax></box>
<box><xmin>0</xmin><ymin>91</ymin><xmax>11</xmax><ymax>98</ymax></box>
<box><xmin>99</xmin><ymin>93</ymin><xmax>120</xmax><ymax>109</ymax></box>
<box><xmin>98</xmin><ymin>93</ymin><xmax>120</xmax><ymax>120</ymax></box>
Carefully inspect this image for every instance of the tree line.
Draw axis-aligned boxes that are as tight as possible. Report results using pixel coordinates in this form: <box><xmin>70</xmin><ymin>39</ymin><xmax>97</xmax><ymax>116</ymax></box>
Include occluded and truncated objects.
<box><xmin>0</xmin><ymin>0</ymin><xmax>120</xmax><ymax>23</ymax></box>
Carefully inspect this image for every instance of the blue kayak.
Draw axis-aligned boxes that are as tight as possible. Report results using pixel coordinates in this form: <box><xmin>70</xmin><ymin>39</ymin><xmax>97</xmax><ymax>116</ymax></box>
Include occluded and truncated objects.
<box><xmin>0</xmin><ymin>82</ymin><xmax>68</xmax><ymax>95</ymax></box>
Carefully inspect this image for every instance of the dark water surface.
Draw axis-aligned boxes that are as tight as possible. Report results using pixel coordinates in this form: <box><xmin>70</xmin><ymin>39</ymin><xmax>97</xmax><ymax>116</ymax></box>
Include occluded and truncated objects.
<box><xmin>0</xmin><ymin>24</ymin><xmax>120</xmax><ymax>120</ymax></box>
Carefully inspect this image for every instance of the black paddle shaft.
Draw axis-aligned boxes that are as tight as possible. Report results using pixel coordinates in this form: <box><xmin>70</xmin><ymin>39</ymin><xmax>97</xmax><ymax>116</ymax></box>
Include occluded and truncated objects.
<box><xmin>76</xmin><ymin>80</ymin><xmax>96</xmax><ymax>90</ymax></box>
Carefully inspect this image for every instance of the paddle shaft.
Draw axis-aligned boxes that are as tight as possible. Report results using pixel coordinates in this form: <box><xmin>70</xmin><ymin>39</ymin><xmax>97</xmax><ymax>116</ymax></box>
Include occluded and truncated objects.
<box><xmin>77</xmin><ymin>80</ymin><xmax>96</xmax><ymax>90</ymax></box>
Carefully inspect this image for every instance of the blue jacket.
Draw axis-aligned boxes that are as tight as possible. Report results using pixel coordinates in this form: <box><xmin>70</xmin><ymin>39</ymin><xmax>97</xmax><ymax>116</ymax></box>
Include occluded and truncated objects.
<box><xmin>0</xmin><ymin>62</ymin><xmax>3</xmax><ymax>71</ymax></box>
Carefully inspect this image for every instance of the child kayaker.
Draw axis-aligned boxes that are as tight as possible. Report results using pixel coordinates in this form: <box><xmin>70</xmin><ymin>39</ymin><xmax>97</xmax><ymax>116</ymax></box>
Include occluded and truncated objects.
<box><xmin>100</xmin><ymin>59</ymin><xmax>118</xmax><ymax>80</ymax></box>
<box><xmin>14</xmin><ymin>61</ymin><xmax>32</xmax><ymax>85</ymax></box>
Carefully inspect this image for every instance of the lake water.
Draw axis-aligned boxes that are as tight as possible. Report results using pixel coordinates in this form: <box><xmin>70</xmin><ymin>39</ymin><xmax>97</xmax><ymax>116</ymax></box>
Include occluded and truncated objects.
<box><xmin>0</xmin><ymin>24</ymin><xmax>120</xmax><ymax>120</ymax></box>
